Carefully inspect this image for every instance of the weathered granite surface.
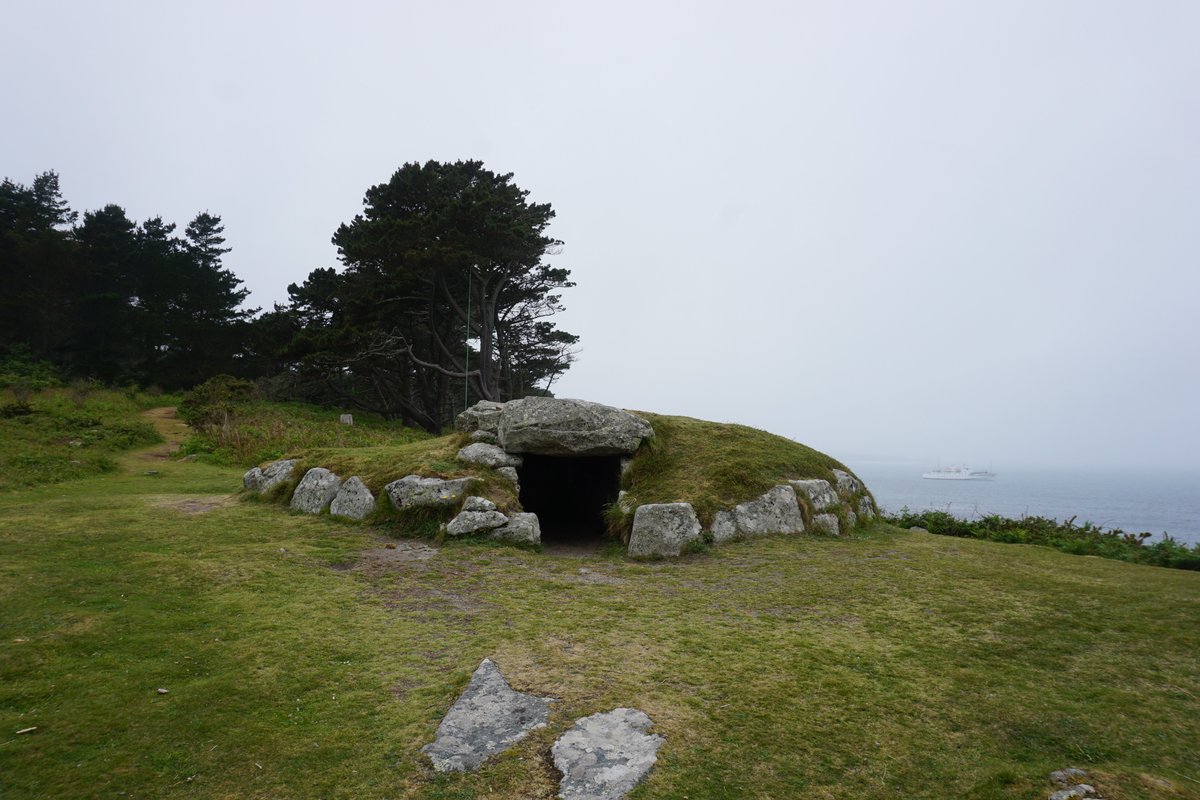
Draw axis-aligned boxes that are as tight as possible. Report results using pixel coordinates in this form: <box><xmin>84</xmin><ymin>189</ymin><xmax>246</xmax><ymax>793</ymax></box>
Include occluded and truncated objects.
<box><xmin>457</xmin><ymin>442</ymin><xmax>523</xmax><ymax>469</ymax></box>
<box><xmin>709</xmin><ymin>510</ymin><xmax>737</xmax><ymax>544</ymax></box>
<box><xmin>242</xmin><ymin>467</ymin><xmax>263</xmax><ymax>492</ymax></box>
<box><xmin>490</xmin><ymin>512</ymin><xmax>541</xmax><ymax>544</ymax></box>
<box><xmin>290</xmin><ymin>467</ymin><xmax>342</xmax><ymax>514</ymax></box>
<box><xmin>496</xmin><ymin>466</ymin><xmax>520</xmax><ymax>490</ymax></box>
<box><xmin>552</xmin><ymin>708</ymin><xmax>664</xmax><ymax>800</ymax></box>
<box><xmin>422</xmin><ymin>658</ymin><xmax>551</xmax><ymax>772</ymax></box>
<box><xmin>462</xmin><ymin>496</ymin><xmax>496</xmax><ymax>512</ymax></box>
<box><xmin>446</xmin><ymin>509</ymin><xmax>509</xmax><ymax>537</ymax></box>
<box><xmin>832</xmin><ymin>468</ymin><xmax>865</xmax><ymax>496</ymax></box>
<box><xmin>731</xmin><ymin>485</ymin><xmax>805</xmax><ymax>537</ymax></box>
<box><xmin>789</xmin><ymin>478</ymin><xmax>839</xmax><ymax>512</ymax></box>
<box><xmin>811</xmin><ymin>513</ymin><xmax>840</xmax><ymax>536</ymax></box>
<box><xmin>498</xmin><ymin>397</ymin><xmax>653</xmax><ymax>457</ymax></box>
<box><xmin>628</xmin><ymin>503</ymin><xmax>702</xmax><ymax>557</ymax></box>
<box><xmin>243</xmin><ymin>458</ymin><xmax>298</xmax><ymax>493</ymax></box>
<box><xmin>329</xmin><ymin>476</ymin><xmax>376</xmax><ymax>520</ymax></box>
<box><xmin>454</xmin><ymin>400</ymin><xmax>505</xmax><ymax>435</ymax></box>
<box><xmin>857</xmin><ymin>496</ymin><xmax>877</xmax><ymax>519</ymax></box>
<box><xmin>385</xmin><ymin>475</ymin><xmax>476</xmax><ymax>509</ymax></box>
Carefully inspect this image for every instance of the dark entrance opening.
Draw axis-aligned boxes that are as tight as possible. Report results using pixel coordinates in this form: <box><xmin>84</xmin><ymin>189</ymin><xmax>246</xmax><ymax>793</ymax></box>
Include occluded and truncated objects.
<box><xmin>518</xmin><ymin>455</ymin><xmax>621</xmax><ymax>544</ymax></box>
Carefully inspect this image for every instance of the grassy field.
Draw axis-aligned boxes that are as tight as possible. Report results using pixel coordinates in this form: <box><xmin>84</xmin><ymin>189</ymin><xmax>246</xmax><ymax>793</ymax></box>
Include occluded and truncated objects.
<box><xmin>0</xmin><ymin>388</ymin><xmax>169</xmax><ymax>491</ymax></box>
<box><xmin>2</xmin><ymin>408</ymin><xmax>1199</xmax><ymax>799</ymax></box>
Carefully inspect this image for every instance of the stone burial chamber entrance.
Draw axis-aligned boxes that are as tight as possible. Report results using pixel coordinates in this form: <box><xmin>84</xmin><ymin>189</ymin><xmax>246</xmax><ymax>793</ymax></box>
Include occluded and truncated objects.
<box><xmin>517</xmin><ymin>455</ymin><xmax>622</xmax><ymax>544</ymax></box>
<box><xmin>454</xmin><ymin>396</ymin><xmax>656</xmax><ymax>547</ymax></box>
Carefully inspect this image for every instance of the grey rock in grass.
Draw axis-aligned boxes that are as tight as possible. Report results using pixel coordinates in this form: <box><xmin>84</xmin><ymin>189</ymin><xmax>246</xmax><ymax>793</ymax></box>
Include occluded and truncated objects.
<box><xmin>552</xmin><ymin>707</ymin><xmax>664</xmax><ymax>800</ymax></box>
<box><xmin>456</xmin><ymin>442</ymin><xmax>523</xmax><ymax>469</ymax></box>
<box><xmin>620</xmin><ymin>457</ymin><xmax>634</xmax><ymax>475</ymax></box>
<box><xmin>709</xmin><ymin>510</ymin><xmax>738</xmax><ymax>544</ymax></box>
<box><xmin>832</xmin><ymin>468</ymin><xmax>865</xmax><ymax>496</ymax></box>
<box><xmin>290</xmin><ymin>468</ymin><xmax>342</xmax><ymax>514</ymax></box>
<box><xmin>617</xmin><ymin>490</ymin><xmax>632</xmax><ymax>513</ymax></box>
<box><xmin>470</xmin><ymin>429</ymin><xmax>499</xmax><ymax>445</ymax></box>
<box><xmin>244</xmin><ymin>459</ymin><xmax>298</xmax><ymax>493</ymax></box>
<box><xmin>1050</xmin><ymin>768</ymin><xmax>1090</xmax><ymax>787</ymax></box>
<box><xmin>498</xmin><ymin>397</ymin><xmax>653</xmax><ymax>457</ymax></box>
<box><xmin>628</xmin><ymin>503</ymin><xmax>702</xmax><ymax>557</ymax></box>
<box><xmin>462</xmin><ymin>495</ymin><xmax>497</xmax><ymax>512</ymax></box>
<box><xmin>496</xmin><ymin>466</ymin><xmax>520</xmax><ymax>490</ymax></box>
<box><xmin>812</xmin><ymin>513</ymin><xmax>841</xmax><ymax>536</ymax></box>
<box><xmin>1049</xmin><ymin>786</ymin><xmax>1099</xmax><ymax>800</ymax></box>
<box><xmin>789</xmin><ymin>478</ymin><xmax>839</xmax><ymax>512</ymax></box>
<box><xmin>490</xmin><ymin>512</ymin><xmax>541</xmax><ymax>544</ymax></box>
<box><xmin>243</xmin><ymin>467</ymin><xmax>264</xmax><ymax>492</ymax></box>
<box><xmin>857</xmin><ymin>496</ymin><xmax>877</xmax><ymax>520</ymax></box>
<box><xmin>422</xmin><ymin>658</ymin><xmax>551</xmax><ymax>772</ymax></box>
<box><xmin>731</xmin><ymin>485</ymin><xmax>805</xmax><ymax>537</ymax></box>
<box><xmin>330</xmin><ymin>476</ymin><xmax>376</xmax><ymax>520</ymax></box>
<box><xmin>385</xmin><ymin>475</ymin><xmax>476</xmax><ymax>509</ymax></box>
<box><xmin>845</xmin><ymin>510</ymin><xmax>858</xmax><ymax>530</ymax></box>
<box><xmin>455</xmin><ymin>400</ymin><xmax>506</xmax><ymax>435</ymax></box>
<box><xmin>445</xmin><ymin>510</ymin><xmax>509</xmax><ymax>537</ymax></box>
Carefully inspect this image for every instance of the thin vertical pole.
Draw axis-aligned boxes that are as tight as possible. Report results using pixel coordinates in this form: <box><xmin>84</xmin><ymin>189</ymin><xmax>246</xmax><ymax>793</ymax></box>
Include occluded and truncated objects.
<box><xmin>464</xmin><ymin>268</ymin><xmax>472</xmax><ymax>414</ymax></box>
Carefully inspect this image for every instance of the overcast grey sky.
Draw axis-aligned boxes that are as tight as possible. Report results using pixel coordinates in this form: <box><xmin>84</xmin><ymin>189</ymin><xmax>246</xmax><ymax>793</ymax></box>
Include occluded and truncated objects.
<box><xmin>4</xmin><ymin>0</ymin><xmax>1198</xmax><ymax>470</ymax></box>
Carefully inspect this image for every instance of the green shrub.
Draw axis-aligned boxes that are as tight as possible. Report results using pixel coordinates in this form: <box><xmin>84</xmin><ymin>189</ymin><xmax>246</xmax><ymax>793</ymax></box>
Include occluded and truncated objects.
<box><xmin>178</xmin><ymin>374</ymin><xmax>259</xmax><ymax>428</ymax></box>
<box><xmin>887</xmin><ymin>508</ymin><xmax>1200</xmax><ymax>571</ymax></box>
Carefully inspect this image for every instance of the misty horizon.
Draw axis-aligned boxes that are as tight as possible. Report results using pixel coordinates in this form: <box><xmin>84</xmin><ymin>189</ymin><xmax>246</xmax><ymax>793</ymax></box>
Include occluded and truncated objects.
<box><xmin>4</xmin><ymin>0</ymin><xmax>1197</xmax><ymax>471</ymax></box>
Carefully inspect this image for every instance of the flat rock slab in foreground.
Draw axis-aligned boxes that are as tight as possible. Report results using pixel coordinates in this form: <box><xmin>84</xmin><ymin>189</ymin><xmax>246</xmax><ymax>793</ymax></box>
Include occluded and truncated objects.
<box><xmin>552</xmin><ymin>708</ymin><xmax>664</xmax><ymax>800</ymax></box>
<box><xmin>422</xmin><ymin>658</ymin><xmax>551</xmax><ymax>772</ymax></box>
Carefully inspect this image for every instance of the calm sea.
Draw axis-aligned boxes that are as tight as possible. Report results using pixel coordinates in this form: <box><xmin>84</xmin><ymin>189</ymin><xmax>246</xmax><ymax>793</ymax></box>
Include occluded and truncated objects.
<box><xmin>847</xmin><ymin>461</ymin><xmax>1200</xmax><ymax>546</ymax></box>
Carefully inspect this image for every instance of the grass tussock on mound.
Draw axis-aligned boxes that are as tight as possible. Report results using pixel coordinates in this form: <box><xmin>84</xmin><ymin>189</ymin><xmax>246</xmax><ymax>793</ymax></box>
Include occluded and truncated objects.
<box><xmin>621</xmin><ymin>413</ymin><xmax>856</xmax><ymax>524</ymax></box>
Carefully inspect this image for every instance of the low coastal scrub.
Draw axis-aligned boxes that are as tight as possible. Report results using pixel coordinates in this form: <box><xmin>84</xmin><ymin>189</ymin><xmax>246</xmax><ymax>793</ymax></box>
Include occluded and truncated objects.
<box><xmin>0</xmin><ymin>388</ymin><xmax>164</xmax><ymax>491</ymax></box>
<box><xmin>887</xmin><ymin>508</ymin><xmax>1200</xmax><ymax>571</ymax></box>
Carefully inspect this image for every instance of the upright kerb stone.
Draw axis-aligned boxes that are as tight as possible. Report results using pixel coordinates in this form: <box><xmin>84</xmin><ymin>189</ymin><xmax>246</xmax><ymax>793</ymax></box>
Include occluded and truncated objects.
<box><xmin>628</xmin><ymin>503</ymin><xmax>702</xmax><ymax>557</ymax></box>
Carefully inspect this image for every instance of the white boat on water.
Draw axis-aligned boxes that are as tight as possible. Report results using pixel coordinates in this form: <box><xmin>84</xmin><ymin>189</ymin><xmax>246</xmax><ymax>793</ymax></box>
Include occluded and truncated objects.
<box><xmin>922</xmin><ymin>464</ymin><xmax>997</xmax><ymax>481</ymax></box>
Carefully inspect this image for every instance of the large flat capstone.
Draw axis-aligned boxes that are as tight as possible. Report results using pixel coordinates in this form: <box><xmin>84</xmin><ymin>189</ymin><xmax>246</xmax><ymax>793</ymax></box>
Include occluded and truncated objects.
<box><xmin>552</xmin><ymin>708</ymin><xmax>665</xmax><ymax>800</ymax></box>
<box><xmin>498</xmin><ymin>397</ymin><xmax>653</xmax><ymax>457</ymax></box>
<box><xmin>455</xmin><ymin>400</ymin><xmax>505</xmax><ymax>435</ymax></box>
<box><xmin>422</xmin><ymin>658</ymin><xmax>551</xmax><ymax>772</ymax></box>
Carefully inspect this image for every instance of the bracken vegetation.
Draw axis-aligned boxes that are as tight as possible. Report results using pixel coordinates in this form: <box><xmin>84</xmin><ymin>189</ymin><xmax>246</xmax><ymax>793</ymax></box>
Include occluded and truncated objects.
<box><xmin>887</xmin><ymin>508</ymin><xmax>1200</xmax><ymax>571</ymax></box>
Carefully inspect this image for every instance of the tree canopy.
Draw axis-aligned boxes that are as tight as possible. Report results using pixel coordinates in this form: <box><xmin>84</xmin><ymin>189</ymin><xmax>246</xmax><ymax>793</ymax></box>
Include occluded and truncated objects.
<box><xmin>0</xmin><ymin>171</ymin><xmax>254</xmax><ymax>388</ymax></box>
<box><xmin>1</xmin><ymin>162</ymin><xmax>578</xmax><ymax>430</ymax></box>
<box><xmin>278</xmin><ymin>160</ymin><xmax>577</xmax><ymax>430</ymax></box>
